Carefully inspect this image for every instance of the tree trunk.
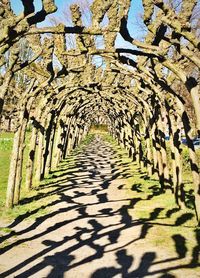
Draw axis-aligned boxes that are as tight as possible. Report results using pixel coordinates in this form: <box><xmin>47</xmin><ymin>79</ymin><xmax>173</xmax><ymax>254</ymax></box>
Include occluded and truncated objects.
<box><xmin>48</xmin><ymin>119</ymin><xmax>57</xmax><ymax>173</ymax></box>
<box><xmin>14</xmin><ymin>118</ymin><xmax>27</xmax><ymax>204</ymax></box>
<box><xmin>154</xmin><ymin>124</ymin><xmax>165</xmax><ymax>189</ymax></box>
<box><xmin>41</xmin><ymin>112</ymin><xmax>55</xmax><ymax>179</ymax></box>
<box><xmin>35</xmin><ymin>129</ymin><xmax>45</xmax><ymax>184</ymax></box>
<box><xmin>186</xmin><ymin>80</ymin><xmax>200</xmax><ymax>135</ymax></box>
<box><xmin>52</xmin><ymin>120</ymin><xmax>63</xmax><ymax>169</ymax></box>
<box><xmin>146</xmin><ymin>132</ymin><xmax>153</xmax><ymax>176</ymax></box>
<box><xmin>6</xmin><ymin>127</ymin><xmax>21</xmax><ymax>208</ymax></box>
<box><xmin>176</xmin><ymin>98</ymin><xmax>200</xmax><ymax>224</ymax></box>
<box><xmin>25</xmin><ymin>127</ymin><xmax>38</xmax><ymax>190</ymax></box>
<box><xmin>157</xmin><ymin>116</ymin><xmax>170</xmax><ymax>183</ymax></box>
<box><xmin>0</xmin><ymin>73</ymin><xmax>12</xmax><ymax>118</ymax></box>
<box><xmin>169</xmin><ymin>113</ymin><xmax>184</xmax><ymax>208</ymax></box>
<box><xmin>182</xmin><ymin>111</ymin><xmax>200</xmax><ymax>225</ymax></box>
<box><xmin>151</xmin><ymin>122</ymin><xmax>159</xmax><ymax>176</ymax></box>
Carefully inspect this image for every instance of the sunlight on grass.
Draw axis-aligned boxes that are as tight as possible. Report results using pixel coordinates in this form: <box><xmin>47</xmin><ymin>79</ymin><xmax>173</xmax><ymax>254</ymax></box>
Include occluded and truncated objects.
<box><xmin>100</xmin><ymin>132</ymin><xmax>199</xmax><ymax>260</ymax></box>
<box><xmin>0</xmin><ymin>133</ymin><xmax>13</xmax><ymax>207</ymax></box>
<box><xmin>0</xmin><ymin>130</ymin><xmax>199</xmax><ymax>262</ymax></box>
<box><xmin>0</xmin><ymin>132</ymin><xmax>95</xmax><ymax>223</ymax></box>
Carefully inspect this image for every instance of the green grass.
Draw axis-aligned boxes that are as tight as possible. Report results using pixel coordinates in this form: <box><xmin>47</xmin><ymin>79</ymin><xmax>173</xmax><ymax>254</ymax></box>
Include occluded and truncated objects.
<box><xmin>0</xmin><ymin>133</ymin><xmax>13</xmax><ymax>207</ymax></box>
<box><xmin>0</xmin><ymin>132</ymin><xmax>14</xmax><ymax>139</ymax></box>
<box><xmin>0</xmin><ymin>131</ymin><xmax>32</xmax><ymax>209</ymax></box>
<box><xmin>100</xmin><ymin>133</ymin><xmax>199</xmax><ymax>259</ymax></box>
<box><xmin>0</xmin><ymin>132</ymin><xmax>96</xmax><ymax>222</ymax></box>
<box><xmin>182</xmin><ymin>145</ymin><xmax>200</xmax><ymax>173</ymax></box>
<box><xmin>0</xmin><ymin>130</ymin><xmax>198</xmax><ymax>228</ymax></box>
<box><xmin>0</xmin><ymin>131</ymin><xmax>52</xmax><ymax>220</ymax></box>
<box><xmin>0</xmin><ymin>131</ymin><xmax>199</xmax><ymax>264</ymax></box>
<box><xmin>101</xmin><ymin>133</ymin><xmax>197</xmax><ymax>222</ymax></box>
<box><xmin>90</xmin><ymin>124</ymin><xmax>108</xmax><ymax>132</ymax></box>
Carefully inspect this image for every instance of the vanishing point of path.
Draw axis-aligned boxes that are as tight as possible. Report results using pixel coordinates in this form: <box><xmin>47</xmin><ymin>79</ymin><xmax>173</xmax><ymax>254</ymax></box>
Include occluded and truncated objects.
<box><xmin>0</xmin><ymin>134</ymin><xmax>200</xmax><ymax>277</ymax></box>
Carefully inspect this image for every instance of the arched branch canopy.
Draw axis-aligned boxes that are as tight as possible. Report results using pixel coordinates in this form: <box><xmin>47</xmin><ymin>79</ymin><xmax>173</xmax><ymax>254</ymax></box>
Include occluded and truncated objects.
<box><xmin>1</xmin><ymin>0</ymin><xmax>200</xmax><ymax>224</ymax></box>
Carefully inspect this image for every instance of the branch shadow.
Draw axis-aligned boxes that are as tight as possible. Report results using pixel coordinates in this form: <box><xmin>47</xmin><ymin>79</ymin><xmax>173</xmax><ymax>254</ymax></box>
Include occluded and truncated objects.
<box><xmin>0</xmin><ymin>135</ymin><xmax>199</xmax><ymax>278</ymax></box>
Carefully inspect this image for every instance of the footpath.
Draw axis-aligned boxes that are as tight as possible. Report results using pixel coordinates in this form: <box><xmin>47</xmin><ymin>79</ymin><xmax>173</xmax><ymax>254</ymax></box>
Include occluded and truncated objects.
<box><xmin>0</xmin><ymin>134</ymin><xmax>199</xmax><ymax>277</ymax></box>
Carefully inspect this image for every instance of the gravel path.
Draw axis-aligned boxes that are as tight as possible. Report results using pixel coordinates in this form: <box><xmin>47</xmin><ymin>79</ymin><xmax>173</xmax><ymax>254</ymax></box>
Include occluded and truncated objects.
<box><xmin>0</xmin><ymin>135</ymin><xmax>199</xmax><ymax>278</ymax></box>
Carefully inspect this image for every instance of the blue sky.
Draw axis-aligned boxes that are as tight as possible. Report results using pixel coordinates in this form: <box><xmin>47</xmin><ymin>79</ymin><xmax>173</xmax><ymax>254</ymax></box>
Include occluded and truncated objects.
<box><xmin>10</xmin><ymin>0</ymin><xmax>146</xmax><ymax>48</ymax></box>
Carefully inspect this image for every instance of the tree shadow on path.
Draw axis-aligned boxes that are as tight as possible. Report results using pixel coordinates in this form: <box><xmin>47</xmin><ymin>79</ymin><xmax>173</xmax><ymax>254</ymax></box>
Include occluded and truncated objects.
<box><xmin>0</xmin><ymin>135</ymin><xmax>199</xmax><ymax>278</ymax></box>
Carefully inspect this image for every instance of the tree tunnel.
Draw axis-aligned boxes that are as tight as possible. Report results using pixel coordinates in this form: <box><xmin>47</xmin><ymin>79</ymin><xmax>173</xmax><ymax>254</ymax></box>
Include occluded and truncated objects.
<box><xmin>0</xmin><ymin>0</ymin><xmax>200</xmax><ymax>225</ymax></box>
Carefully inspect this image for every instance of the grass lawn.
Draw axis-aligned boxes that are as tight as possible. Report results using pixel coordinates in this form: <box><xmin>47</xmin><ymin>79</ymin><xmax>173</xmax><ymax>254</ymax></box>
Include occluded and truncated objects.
<box><xmin>0</xmin><ymin>130</ymin><xmax>199</xmax><ymax>272</ymax></box>
<box><xmin>0</xmin><ymin>132</ymin><xmax>13</xmax><ymax>207</ymax></box>
<box><xmin>0</xmin><ymin>130</ymin><xmax>199</xmax><ymax>227</ymax></box>
<box><xmin>0</xmin><ymin>131</ymin><xmax>95</xmax><ymax>222</ymax></box>
<box><xmin>101</xmin><ymin>133</ymin><xmax>200</xmax><ymax>264</ymax></box>
<box><xmin>0</xmin><ymin>131</ymin><xmax>39</xmax><ymax>220</ymax></box>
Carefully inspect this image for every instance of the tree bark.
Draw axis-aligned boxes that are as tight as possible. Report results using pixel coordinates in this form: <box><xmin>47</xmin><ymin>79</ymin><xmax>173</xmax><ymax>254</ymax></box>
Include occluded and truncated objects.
<box><xmin>35</xmin><ymin>128</ymin><xmax>45</xmax><ymax>184</ymax></box>
<box><xmin>25</xmin><ymin>127</ymin><xmax>38</xmax><ymax>190</ymax></box>
<box><xmin>177</xmin><ymin>99</ymin><xmax>200</xmax><ymax>224</ymax></box>
<box><xmin>6</xmin><ymin>128</ymin><xmax>21</xmax><ymax>208</ymax></box>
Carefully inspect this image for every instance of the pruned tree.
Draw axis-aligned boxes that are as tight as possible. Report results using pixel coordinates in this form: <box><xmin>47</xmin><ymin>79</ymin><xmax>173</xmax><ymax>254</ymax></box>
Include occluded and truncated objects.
<box><xmin>1</xmin><ymin>0</ymin><xmax>200</xmax><ymax>226</ymax></box>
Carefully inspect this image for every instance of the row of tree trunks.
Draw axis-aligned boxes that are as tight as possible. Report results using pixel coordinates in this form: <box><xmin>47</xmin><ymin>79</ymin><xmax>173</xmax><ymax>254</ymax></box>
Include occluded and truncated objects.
<box><xmin>6</xmin><ymin>102</ymin><xmax>32</xmax><ymax>207</ymax></box>
<box><xmin>5</xmin><ymin>107</ymin><xmax>89</xmax><ymax>208</ymax></box>
<box><xmin>109</xmin><ymin>94</ymin><xmax>200</xmax><ymax>225</ymax></box>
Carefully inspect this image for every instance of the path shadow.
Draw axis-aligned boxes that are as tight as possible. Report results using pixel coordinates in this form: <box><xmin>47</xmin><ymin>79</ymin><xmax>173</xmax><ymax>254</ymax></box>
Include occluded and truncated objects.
<box><xmin>0</xmin><ymin>135</ymin><xmax>199</xmax><ymax>277</ymax></box>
